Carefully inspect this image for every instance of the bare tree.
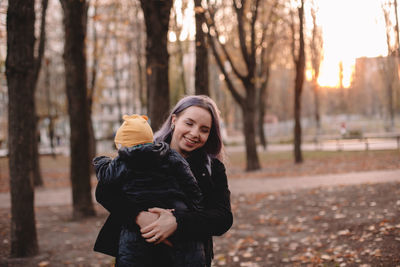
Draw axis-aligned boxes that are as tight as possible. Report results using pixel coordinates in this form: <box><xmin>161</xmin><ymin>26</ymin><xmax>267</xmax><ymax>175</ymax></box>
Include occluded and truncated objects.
<box><xmin>338</xmin><ymin>61</ymin><xmax>348</xmax><ymax>113</ymax></box>
<box><xmin>32</xmin><ymin>0</ymin><xmax>49</xmax><ymax>187</ymax></box>
<box><xmin>194</xmin><ymin>0</ymin><xmax>209</xmax><ymax>95</ymax></box>
<box><xmin>309</xmin><ymin>1</ymin><xmax>323</xmax><ymax>136</ymax></box>
<box><xmin>60</xmin><ymin>0</ymin><xmax>96</xmax><ymax>219</ymax></box>
<box><xmin>6</xmin><ymin>0</ymin><xmax>39</xmax><ymax>256</ymax></box>
<box><xmin>206</xmin><ymin>0</ymin><xmax>270</xmax><ymax>171</ymax></box>
<box><xmin>129</xmin><ymin>1</ymin><xmax>147</xmax><ymax>113</ymax></box>
<box><xmin>381</xmin><ymin>1</ymin><xmax>398</xmax><ymax>131</ymax></box>
<box><xmin>171</xmin><ymin>0</ymin><xmax>189</xmax><ymax>98</ymax></box>
<box><xmin>140</xmin><ymin>0</ymin><xmax>173</xmax><ymax>131</ymax></box>
<box><xmin>87</xmin><ymin>0</ymin><xmax>111</xmax><ymax>161</ymax></box>
<box><xmin>257</xmin><ymin>1</ymin><xmax>280</xmax><ymax>150</ymax></box>
<box><xmin>289</xmin><ymin>0</ymin><xmax>305</xmax><ymax>163</ymax></box>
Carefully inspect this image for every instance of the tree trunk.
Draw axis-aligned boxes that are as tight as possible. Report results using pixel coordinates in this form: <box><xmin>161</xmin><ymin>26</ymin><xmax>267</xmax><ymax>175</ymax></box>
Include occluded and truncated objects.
<box><xmin>44</xmin><ymin>59</ymin><xmax>56</xmax><ymax>157</ymax></box>
<box><xmin>176</xmin><ymin>39</ymin><xmax>188</xmax><ymax>95</ymax></box>
<box><xmin>294</xmin><ymin>85</ymin><xmax>303</xmax><ymax>163</ymax></box>
<box><xmin>257</xmin><ymin>93</ymin><xmax>267</xmax><ymax>150</ymax></box>
<box><xmin>60</xmin><ymin>0</ymin><xmax>95</xmax><ymax>219</ymax></box>
<box><xmin>293</xmin><ymin>1</ymin><xmax>305</xmax><ymax>164</ymax></box>
<box><xmin>257</xmin><ymin>65</ymin><xmax>270</xmax><ymax>150</ymax></box>
<box><xmin>6</xmin><ymin>0</ymin><xmax>39</xmax><ymax>256</ymax></box>
<box><xmin>32</xmin><ymin>0</ymin><xmax>49</xmax><ymax>187</ymax></box>
<box><xmin>387</xmin><ymin>83</ymin><xmax>395</xmax><ymax>131</ymax></box>
<box><xmin>194</xmin><ymin>0</ymin><xmax>209</xmax><ymax>95</ymax></box>
<box><xmin>312</xmin><ymin>81</ymin><xmax>321</xmax><ymax>134</ymax></box>
<box><xmin>32</xmin><ymin>116</ymin><xmax>43</xmax><ymax>186</ymax></box>
<box><xmin>133</xmin><ymin>5</ymin><xmax>146</xmax><ymax>113</ymax></box>
<box><xmin>112</xmin><ymin>38</ymin><xmax>123</xmax><ymax>124</ymax></box>
<box><xmin>243</xmin><ymin>86</ymin><xmax>260</xmax><ymax>171</ymax></box>
<box><xmin>140</xmin><ymin>0</ymin><xmax>172</xmax><ymax>131</ymax></box>
<box><xmin>88</xmin><ymin>97</ymin><xmax>96</xmax><ymax>162</ymax></box>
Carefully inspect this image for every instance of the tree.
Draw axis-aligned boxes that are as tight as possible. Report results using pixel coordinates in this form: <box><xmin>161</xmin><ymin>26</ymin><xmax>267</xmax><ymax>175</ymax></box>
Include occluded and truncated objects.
<box><xmin>309</xmin><ymin>1</ymin><xmax>323</xmax><ymax>136</ymax></box>
<box><xmin>338</xmin><ymin>61</ymin><xmax>348</xmax><ymax>113</ymax></box>
<box><xmin>170</xmin><ymin>0</ymin><xmax>189</xmax><ymax>101</ymax></box>
<box><xmin>87</xmin><ymin>0</ymin><xmax>111</xmax><ymax>165</ymax></box>
<box><xmin>60</xmin><ymin>0</ymin><xmax>95</xmax><ymax>219</ymax></box>
<box><xmin>6</xmin><ymin>0</ymin><xmax>39</xmax><ymax>256</ymax></box>
<box><xmin>257</xmin><ymin>1</ymin><xmax>280</xmax><ymax>150</ymax></box>
<box><xmin>381</xmin><ymin>0</ymin><xmax>398</xmax><ymax>131</ymax></box>
<box><xmin>206</xmin><ymin>0</ymin><xmax>279</xmax><ymax>170</ymax></box>
<box><xmin>289</xmin><ymin>0</ymin><xmax>305</xmax><ymax>163</ymax></box>
<box><xmin>140</xmin><ymin>0</ymin><xmax>173</xmax><ymax>131</ymax></box>
<box><xmin>194</xmin><ymin>0</ymin><xmax>209</xmax><ymax>95</ymax></box>
<box><xmin>32</xmin><ymin>0</ymin><xmax>49</xmax><ymax>187</ymax></box>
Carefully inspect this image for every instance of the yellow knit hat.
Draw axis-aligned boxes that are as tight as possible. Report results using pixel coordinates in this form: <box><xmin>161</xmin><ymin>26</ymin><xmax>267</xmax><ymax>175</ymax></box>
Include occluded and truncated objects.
<box><xmin>114</xmin><ymin>114</ymin><xmax>154</xmax><ymax>149</ymax></box>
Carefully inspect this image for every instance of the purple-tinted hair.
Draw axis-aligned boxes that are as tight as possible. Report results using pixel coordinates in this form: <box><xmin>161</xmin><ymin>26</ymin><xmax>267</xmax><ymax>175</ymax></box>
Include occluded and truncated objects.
<box><xmin>154</xmin><ymin>95</ymin><xmax>224</xmax><ymax>160</ymax></box>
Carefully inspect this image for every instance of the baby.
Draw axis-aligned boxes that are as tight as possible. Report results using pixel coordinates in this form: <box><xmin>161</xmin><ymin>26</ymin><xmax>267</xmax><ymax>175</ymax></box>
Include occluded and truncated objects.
<box><xmin>93</xmin><ymin>114</ymin><xmax>205</xmax><ymax>267</ymax></box>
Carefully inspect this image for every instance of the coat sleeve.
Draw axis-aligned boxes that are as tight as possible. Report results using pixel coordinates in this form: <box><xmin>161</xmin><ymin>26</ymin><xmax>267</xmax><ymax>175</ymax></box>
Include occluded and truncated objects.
<box><xmin>93</xmin><ymin>156</ymin><xmax>140</xmax><ymax>222</ymax></box>
<box><xmin>93</xmin><ymin>156</ymin><xmax>125</xmax><ymax>185</ymax></box>
<box><xmin>172</xmin><ymin>159</ymin><xmax>233</xmax><ymax>240</ymax></box>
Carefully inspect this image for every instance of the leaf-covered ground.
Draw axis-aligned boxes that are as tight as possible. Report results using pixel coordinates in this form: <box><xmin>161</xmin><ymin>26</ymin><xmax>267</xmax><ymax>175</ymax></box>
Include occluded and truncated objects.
<box><xmin>0</xmin><ymin>182</ymin><xmax>399</xmax><ymax>266</ymax></box>
<box><xmin>214</xmin><ymin>182</ymin><xmax>400</xmax><ymax>267</ymax></box>
<box><xmin>0</xmin><ymin>149</ymin><xmax>399</xmax><ymax>266</ymax></box>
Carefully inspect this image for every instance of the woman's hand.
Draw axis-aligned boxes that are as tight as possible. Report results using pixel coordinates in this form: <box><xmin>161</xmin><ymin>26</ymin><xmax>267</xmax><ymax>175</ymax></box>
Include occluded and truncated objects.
<box><xmin>136</xmin><ymin>211</ymin><xmax>159</xmax><ymax>229</ymax></box>
<box><xmin>140</xmin><ymin>208</ymin><xmax>177</xmax><ymax>245</ymax></box>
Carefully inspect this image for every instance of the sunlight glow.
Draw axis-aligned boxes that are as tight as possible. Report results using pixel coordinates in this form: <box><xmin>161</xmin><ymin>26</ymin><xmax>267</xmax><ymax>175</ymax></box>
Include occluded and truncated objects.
<box><xmin>171</xmin><ymin>0</ymin><xmax>388</xmax><ymax>89</ymax></box>
<box><xmin>316</xmin><ymin>0</ymin><xmax>387</xmax><ymax>88</ymax></box>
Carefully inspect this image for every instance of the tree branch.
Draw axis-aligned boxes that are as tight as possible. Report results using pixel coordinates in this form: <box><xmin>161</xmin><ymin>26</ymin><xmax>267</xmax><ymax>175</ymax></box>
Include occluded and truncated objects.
<box><xmin>207</xmin><ymin>30</ymin><xmax>245</xmax><ymax>107</ymax></box>
<box><xmin>206</xmin><ymin>6</ymin><xmax>247</xmax><ymax>81</ymax></box>
<box><xmin>33</xmin><ymin>0</ymin><xmax>48</xmax><ymax>84</ymax></box>
<box><xmin>233</xmin><ymin>0</ymin><xmax>251</xmax><ymax>70</ymax></box>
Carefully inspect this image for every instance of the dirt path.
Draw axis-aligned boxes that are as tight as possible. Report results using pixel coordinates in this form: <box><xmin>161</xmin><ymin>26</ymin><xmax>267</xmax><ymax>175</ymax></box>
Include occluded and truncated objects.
<box><xmin>0</xmin><ymin>169</ymin><xmax>399</xmax><ymax>209</ymax></box>
<box><xmin>228</xmin><ymin>169</ymin><xmax>400</xmax><ymax>194</ymax></box>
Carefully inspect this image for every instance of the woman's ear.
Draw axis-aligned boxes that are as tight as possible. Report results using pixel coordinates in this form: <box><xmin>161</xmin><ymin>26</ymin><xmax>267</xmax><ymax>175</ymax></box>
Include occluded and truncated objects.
<box><xmin>171</xmin><ymin>114</ymin><xmax>176</xmax><ymax>125</ymax></box>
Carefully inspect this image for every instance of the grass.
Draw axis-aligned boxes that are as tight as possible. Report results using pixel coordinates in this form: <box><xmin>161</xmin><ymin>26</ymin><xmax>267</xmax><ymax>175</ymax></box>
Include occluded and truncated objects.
<box><xmin>226</xmin><ymin>149</ymin><xmax>400</xmax><ymax>178</ymax></box>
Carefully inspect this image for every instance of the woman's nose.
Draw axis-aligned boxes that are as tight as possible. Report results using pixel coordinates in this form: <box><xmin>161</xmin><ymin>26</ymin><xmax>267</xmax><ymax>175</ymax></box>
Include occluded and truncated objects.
<box><xmin>190</xmin><ymin>127</ymin><xmax>200</xmax><ymax>138</ymax></box>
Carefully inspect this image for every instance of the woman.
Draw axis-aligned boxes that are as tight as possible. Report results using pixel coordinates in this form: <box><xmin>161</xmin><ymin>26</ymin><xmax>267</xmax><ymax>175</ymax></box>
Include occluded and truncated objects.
<box><xmin>94</xmin><ymin>95</ymin><xmax>233</xmax><ymax>266</ymax></box>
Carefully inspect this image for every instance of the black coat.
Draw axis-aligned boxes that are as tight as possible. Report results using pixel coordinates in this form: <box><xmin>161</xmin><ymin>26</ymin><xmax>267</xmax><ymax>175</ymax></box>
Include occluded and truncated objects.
<box><xmin>94</xmin><ymin>145</ymin><xmax>233</xmax><ymax>267</ymax></box>
<box><xmin>173</xmin><ymin>150</ymin><xmax>233</xmax><ymax>266</ymax></box>
<box><xmin>94</xmin><ymin>142</ymin><xmax>203</xmax><ymax>214</ymax></box>
<box><xmin>93</xmin><ymin>142</ymin><xmax>205</xmax><ymax>266</ymax></box>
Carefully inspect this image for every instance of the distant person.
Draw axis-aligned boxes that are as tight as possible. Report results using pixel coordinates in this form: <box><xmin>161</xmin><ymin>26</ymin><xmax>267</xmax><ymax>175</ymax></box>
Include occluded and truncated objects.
<box><xmin>93</xmin><ymin>114</ymin><xmax>205</xmax><ymax>266</ymax></box>
<box><xmin>340</xmin><ymin>122</ymin><xmax>347</xmax><ymax>137</ymax></box>
<box><xmin>95</xmin><ymin>95</ymin><xmax>233</xmax><ymax>267</ymax></box>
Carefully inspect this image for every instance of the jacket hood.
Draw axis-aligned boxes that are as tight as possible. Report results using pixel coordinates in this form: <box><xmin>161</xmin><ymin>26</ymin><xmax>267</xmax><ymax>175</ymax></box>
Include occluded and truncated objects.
<box><xmin>117</xmin><ymin>141</ymin><xmax>170</xmax><ymax>168</ymax></box>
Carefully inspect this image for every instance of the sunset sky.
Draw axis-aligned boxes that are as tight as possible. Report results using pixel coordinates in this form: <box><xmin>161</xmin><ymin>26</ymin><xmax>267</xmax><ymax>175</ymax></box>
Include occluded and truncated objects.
<box><xmin>174</xmin><ymin>0</ymin><xmax>389</xmax><ymax>88</ymax></box>
<box><xmin>316</xmin><ymin>0</ymin><xmax>388</xmax><ymax>87</ymax></box>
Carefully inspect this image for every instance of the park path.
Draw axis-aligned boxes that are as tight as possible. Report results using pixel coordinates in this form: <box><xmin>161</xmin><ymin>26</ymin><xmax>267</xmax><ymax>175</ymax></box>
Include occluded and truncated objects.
<box><xmin>0</xmin><ymin>169</ymin><xmax>399</xmax><ymax>209</ymax></box>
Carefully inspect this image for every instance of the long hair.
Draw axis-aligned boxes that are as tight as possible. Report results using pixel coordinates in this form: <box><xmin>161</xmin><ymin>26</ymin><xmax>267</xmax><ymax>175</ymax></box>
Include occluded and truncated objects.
<box><xmin>154</xmin><ymin>95</ymin><xmax>224</xmax><ymax>161</ymax></box>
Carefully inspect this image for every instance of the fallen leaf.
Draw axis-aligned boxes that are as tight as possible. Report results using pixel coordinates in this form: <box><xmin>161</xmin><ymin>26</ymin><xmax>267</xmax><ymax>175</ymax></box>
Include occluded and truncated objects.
<box><xmin>38</xmin><ymin>261</ymin><xmax>50</xmax><ymax>267</ymax></box>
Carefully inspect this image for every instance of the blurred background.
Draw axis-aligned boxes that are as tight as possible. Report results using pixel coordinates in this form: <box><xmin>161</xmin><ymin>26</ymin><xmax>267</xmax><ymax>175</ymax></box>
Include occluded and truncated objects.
<box><xmin>1</xmin><ymin>0</ymin><xmax>399</xmax><ymax>158</ymax></box>
<box><xmin>1</xmin><ymin>0</ymin><xmax>400</xmax><ymax>265</ymax></box>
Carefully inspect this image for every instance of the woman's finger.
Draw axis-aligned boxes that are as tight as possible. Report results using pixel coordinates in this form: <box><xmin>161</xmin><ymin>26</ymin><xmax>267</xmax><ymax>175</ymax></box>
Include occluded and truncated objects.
<box><xmin>140</xmin><ymin>221</ymin><xmax>156</xmax><ymax>234</ymax></box>
<box><xmin>148</xmin><ymin>207</ymin><xmax>168</xmax><ymax>214</ymax></box>
<box><xmin>145</xmin><ymin>234</ymin><xmax>160</xmax><ymax>244</ymax></box>
<box><xmin>141</xmin><ymin>229</ymin><xmax>157</xmax><ymax>239</ymax></box>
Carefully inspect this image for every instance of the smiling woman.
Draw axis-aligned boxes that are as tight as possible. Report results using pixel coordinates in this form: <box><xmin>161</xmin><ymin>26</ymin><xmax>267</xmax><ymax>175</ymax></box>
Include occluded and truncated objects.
<box><xmin>170</xmin><ymin>106</ymin><xmax>212</xmax><ymax>157</ymax></box>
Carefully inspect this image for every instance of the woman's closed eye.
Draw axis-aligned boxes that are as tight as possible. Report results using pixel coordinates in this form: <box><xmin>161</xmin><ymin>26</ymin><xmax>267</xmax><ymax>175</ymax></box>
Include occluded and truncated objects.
<box><xmin>201</xmin><ymin>127</ymin><xmax>210</xmax><ymax>134</ymax></box>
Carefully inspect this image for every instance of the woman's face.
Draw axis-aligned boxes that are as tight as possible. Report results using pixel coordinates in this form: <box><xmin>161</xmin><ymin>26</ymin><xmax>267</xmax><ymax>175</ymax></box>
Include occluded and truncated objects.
<box><xmin>170</xmin><ymin>106</ymin><xmax>212</xmax><ymax>157</ymax></box>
